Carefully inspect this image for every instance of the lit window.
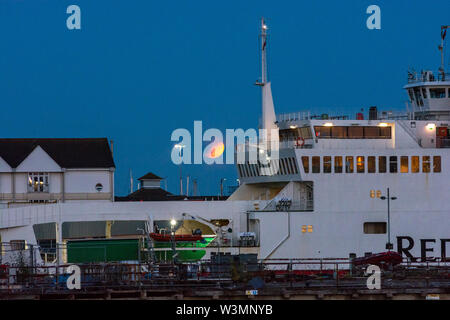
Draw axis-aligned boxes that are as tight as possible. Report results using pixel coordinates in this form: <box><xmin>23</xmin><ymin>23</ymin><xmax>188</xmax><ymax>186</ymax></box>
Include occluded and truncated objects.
<box><xmin>378</xmin><ymin>156</ymin><xmax>387</xmax><ymax>173</ymax></box>
<box><xmin>301</xmin><ymin>225</ymin><xmax>307</xmax><ymax>233</ymax></box>
<box><xmin>423</xmin><ymin>156</ymin><xmax>430</xmax><ymax>173</ymax></box>
<box><xmin>363</xmin><ymin>222</ymin><xmax>386</xmax><ymax>234</ymax></box>
<box><xmin>301</xmin><ymin>156</ymin><xmax>309</xmax><ymax>173</ymax></box>
<box><xmin>312</xmin><ymin>157</ymin><xmax>320</xmax><ymax>173</ymax></box>
<box><xmin>301</xmin><ymin>225</ymin><xmax>313</xmax><ymax>233</ymax></box>
<box><xmin>307</xmin><ymin>225</ymin><xmax>313</xmax><ymax>233</ymax></box>
<box><xmin>389</xmin><ymin>156</ymin><xmax>397</xmax><ymax>173</ymax></box>
<box><xmin>356</xmin><ymin>156</ymin><xmax>365</xmax><ymax>173</ymax></box>
<box><xmin>334</xmin><ymin>156</ymin><xmax>343</xmax><ymax>173</ymax></box>
<box><xmin>368</xmin><ymin>156</ymin><xmax>375</xmax><ymax>173</ymax></box>
<box><xmin>433</xmin><ymin>156</ymin><xmax>441</xmax><ymax>173</ymax></box>
<box><xmin>345</xmin><ymin>156</ymin><xmax>354</xmax><ymax>173</ymax></box>
<box><xmin>323</xmin><ymin>156</ymin><xmax>331</xmax><ymax>173</ymax></box>
<box><xmin>400</xmin><ymin>156</ymin><xmax>409</xmax><ymax>173</ymax></box>
<box><xmin>370</xmin><ymin>190</ymin><xmax>375</xmax><ymax>198</ymax></box>
<box><xmin>28</xmin><ymin>172</ymin><xmax>49</xmax><ymax>193</ymax></box>
<box><xmin>376</xmin><ymin>190</ymin><xmax>382</xmax><ymax>198</ymax></box>
<box><xmin>411</xmin><ymin>156</ymin><xmax>419</xmax><ymax>173</ymax></box>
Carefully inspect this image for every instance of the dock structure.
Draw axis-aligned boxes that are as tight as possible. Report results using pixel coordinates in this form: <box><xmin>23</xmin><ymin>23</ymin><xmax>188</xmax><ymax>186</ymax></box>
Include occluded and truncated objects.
<box><xmin>0</xmin><ymin>260</ymin><xmax>449</xmax><ymax>300</ymax></box>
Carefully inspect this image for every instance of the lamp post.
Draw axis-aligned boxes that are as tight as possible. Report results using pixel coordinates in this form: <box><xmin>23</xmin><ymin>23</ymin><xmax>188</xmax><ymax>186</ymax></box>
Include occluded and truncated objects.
<box><xmin>170</xmin><ymin>219</ymin><xmax>177</xmax><ymax>263</ymax></box>
<box><xmin>380</xmin><ymin>188</ymin><xmax>397</xmax><ymax>251</ymax></box>
<box><xmin>174</xmin><ymin>144</ymin><xmax>184</xmax><ymax>195</ymax></box>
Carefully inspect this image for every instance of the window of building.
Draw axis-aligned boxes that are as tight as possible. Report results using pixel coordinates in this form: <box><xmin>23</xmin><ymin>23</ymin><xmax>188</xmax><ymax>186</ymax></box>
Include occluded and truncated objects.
<box><xmin>430</xmin><ymin>88</ymin><xmax>446</xmax><ymax>98</ymax></box>
<box><xmin>312</xmin><ymin>156</ymin><xmax>320</xmax><ymax>173</ymax></box>
<box><xmin>379</xmin><ymin>156</ymin><xmax>387</xmax><ymax>173</ymax></box>
<box><xmin>10</xmin><ymin>240</ymin><xmax>26</xmax><ymax>250</ymax></box>
<box><xmin>334</xmin><ymin>156</ymin><xmax>343</xmax><ymax>173</ymax></box>
<box><xmin>433</xmin><ymin>156</ymin><xmax>441</xmax><ymax>173</ymax></box>
<box><xmin>423</xmin><ymin>156</ymin><xmax>430</xmax><ymax>173</ymax></box>
<box><xmin>28</xmin><ymin>172</ymin><xmax>49</xmax><ymax>193</ymax></box>
<box><xmin>356</xmin><ymin>156</ymin><xmax>365</xmax><ymax>173</ymax></box>
<box><xmin>345</xmin><ymin>156</ymin><xmax>354</xmax><ymax>173</ymax></box>
<box><xmin>363</xmin><ymin>222</ymin><xmax>386</xmax><ymax>234</ymax></box>
<box><xmin>389</xmin><ymin>156</ymin><xmax>397</xmax><ymax>173</ymax></box>
<box><xmin>368</xmin><ymin>156</ymin><xmax>376</xmax><ymax>173</ymax></box>
<box><xmin>323</xmin><ymin>156</ymin><xmax>332</xmax><ymax>173</ymax></box>
<box><xmin>348</xmin><ymin>126</ymin><xmax>364</xmax><ymax>139</ymax></box>
<box><xmin>411</xmin><ymin>156</ymin><xmax>419</xmax><ymax>173</ymax></box>
<box><xmin>400</xmin><ymin>156</ymin><xmax>409</xmax><ymax>173</ymax></box>
<box><xmin>301</xmin><ymin>156</ymin><xmax>309</xmax><ymax>173</ymax></box>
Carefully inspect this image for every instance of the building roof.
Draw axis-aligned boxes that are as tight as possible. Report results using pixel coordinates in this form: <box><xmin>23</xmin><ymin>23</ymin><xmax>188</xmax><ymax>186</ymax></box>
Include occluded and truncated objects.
<box><xmin>0</xmin><ymin>138</ymin><xmax>115</xmax><ymax>169</ymax></box>
<box><xmin>138</xmin><ymin>172</ymin><xmax>162</xmax><ymax>180</ymax></box>
<box><xmin>115</xmin><ymin>187</ymin><xmax>229</xmax><ymax>202</ymax></box>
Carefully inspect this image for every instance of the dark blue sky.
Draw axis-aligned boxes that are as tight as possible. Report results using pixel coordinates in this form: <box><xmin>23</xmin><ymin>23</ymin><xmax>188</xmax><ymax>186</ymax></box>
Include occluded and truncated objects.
<box><xmin>1</xmin><ymin>0</ymin><xmax>449</xmax><ymax>196</ymax></box>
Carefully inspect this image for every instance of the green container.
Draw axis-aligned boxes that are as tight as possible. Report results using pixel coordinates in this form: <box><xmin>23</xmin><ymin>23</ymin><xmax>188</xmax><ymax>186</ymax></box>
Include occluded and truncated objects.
<box><xmin>67</xmin><ymin>239</ymin><xmax>140</xmax><ymax>263</ymax></box>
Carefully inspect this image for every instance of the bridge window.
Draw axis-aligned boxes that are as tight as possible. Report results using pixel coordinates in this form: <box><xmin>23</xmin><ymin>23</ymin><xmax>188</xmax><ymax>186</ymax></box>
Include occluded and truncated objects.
<box><xmin>348</xmin><ymin>126</ymin><xmax>364</xmax><ymax>139</ymax></box>
<box><xmin>301</xmin><ymin>156</ymin><xmax>309</xmax><ymax>173</ymax></box>
<box><xmin>423</xmin><ymin>156</ymin><xmax>430</xmax><ymax>173</ymax></box>
<box><xmin>389</xmin><ymin>156</ymin><xmax>398</xmax><ymax>173</ymax></box>
<box><xmin>356</xmin><ymin>156</ymin><xmax>365</xmax><ymax>173</ymax></box>
<box><xmin>323</xmin><ymin>156</ymin><xmax>332</xmax><ymax>173</ymax></box>
<box><xmin>345</xmin><ymin>156</ymin><xmax>354</xmax><ymax>173</ymax></box>
<box><xmin>334</xmin><ymin>156</ymin><xmax>343</xmax><ymax>173</ymax></box>
<box><xmin>379</xmin><ymin>156</ymin><xmax>387</xmax><ymax>173</ymax></box>
<box><xmin>312</xmin><ymin>157</ymin><xmax>320</xmax><ymax>173</ymax></box>
<box><xmin>411</xmin><ymin>156</ymin><xmax>420</xmax><ymax>173</ymax></box>
<box><xmin>368</xmin><ymin>156</ymin><xmax>376</xmax><ymax>173</ymax></box>
<box><xmin>315</xmin><ymin>126</ymin><xmax>331</xmax><ymax>138</ymax></box>
<box><xmin>331</xmin><ymin>126</ymin><xmax>347</xmax><ymax>138</ymax></box>
<box><xmin>364</xmin><ymin>222</ymin><xmax>386</xmax><ymax>234</ymax></box>
<box><xmin>433</xmin><ymin>156</ymin><xmax>441</xmax><ymax>173</ymax></box>
<box><xmin>421</xmin><ymin>88</ymin><xmax>428</xmax><ymax>99</ymax></box>
<box><xmin>430</xmin><ymin>88</ymin><xmax>446</xmax><ymax>98</ymax></box>
<box><xmin>400</xmin><ymin>156</ymin><xmax>409</xmax><ymax>173</ymax></box>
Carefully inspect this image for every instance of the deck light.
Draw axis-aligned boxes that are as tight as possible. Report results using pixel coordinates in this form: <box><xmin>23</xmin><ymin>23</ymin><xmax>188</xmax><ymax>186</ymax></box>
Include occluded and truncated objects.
<box><xmin>170</xmin><ymin>219</ymin><xmax>177</xmax><ymax>226</ymax></box>
<box><xmin>426</xmin><ymin>123</ymin><xmax>436</xmax><ymax>130</ymax></box>
<box><xmin>323</xmin><ymin>122</ymin><xmax>333</xmax><ymax>127</ymax></box>
<box><xmin>378</xmin><ymin>123</ymin><xmax>388</xmax><ymax>127</ymax></box>
<box><xmin>290</xmin><ymin>125</ymin><xmax>297</xmax><ymax>129</ymax></box>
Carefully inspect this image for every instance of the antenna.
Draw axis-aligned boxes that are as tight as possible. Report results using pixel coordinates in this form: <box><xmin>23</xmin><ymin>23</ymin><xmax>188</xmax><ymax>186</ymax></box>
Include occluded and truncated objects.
<box><xmin>439</xmin><ymin>25</ymin><xmax>449</xmax><ymax>75</ymax></box>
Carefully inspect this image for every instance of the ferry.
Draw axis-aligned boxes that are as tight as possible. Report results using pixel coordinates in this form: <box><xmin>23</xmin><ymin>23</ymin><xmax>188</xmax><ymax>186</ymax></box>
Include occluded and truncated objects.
<box><xmin>0</xmin><ymin>20</ymin><xmax>449</xmax><ymax>268</ymax></box>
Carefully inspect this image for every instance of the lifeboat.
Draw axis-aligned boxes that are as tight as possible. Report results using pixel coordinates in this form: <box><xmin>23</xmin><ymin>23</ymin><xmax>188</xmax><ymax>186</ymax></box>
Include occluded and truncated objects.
<box><xmin>353</xmin><ymin>251</ymin><xmax>402</xmax><ymax>268</ymax></box>
<box><xmin>149</xmin><ymin>233</ymin><xmax>203</xmax><ymax>242</ymax></box>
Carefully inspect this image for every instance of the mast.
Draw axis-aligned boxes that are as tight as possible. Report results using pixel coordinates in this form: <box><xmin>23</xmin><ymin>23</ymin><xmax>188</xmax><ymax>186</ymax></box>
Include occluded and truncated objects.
<box><xmin>255</xmin><ymin>18</ymin><xmax>277</xmax><ymax>135</ymax></box>
<box><xmin>261</xmin><ymin>17</ymin><xmax>268</xmax><ymax>84</ymax></box>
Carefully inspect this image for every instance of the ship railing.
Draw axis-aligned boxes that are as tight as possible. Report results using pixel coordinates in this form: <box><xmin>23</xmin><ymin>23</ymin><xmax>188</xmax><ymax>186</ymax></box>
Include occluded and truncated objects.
<box><xmin>407</xmin><ymin>71</ymin><xmax>450</xmax><ymax>83</ymax></box>
<box><xmin>262</xmin><ymin>199</ymin><xmax>313</xmax><ymax>212</ymax></box>
<box><xmin>276</xmin><ymin>112</ymin><xmax>311</xmax><ymax>122</ymax></box>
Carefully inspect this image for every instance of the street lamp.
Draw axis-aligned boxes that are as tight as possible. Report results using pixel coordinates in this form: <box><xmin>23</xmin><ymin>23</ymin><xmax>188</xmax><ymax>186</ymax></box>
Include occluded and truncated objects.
<box><xmin>174</xmin><ymin>144</ymin><xmax>185</xmax><ymax>195</ymax></box>
<box><xmin>170</xmin><ymin>219</ymin><xmax>177</xmax><ymax>263</ymax></box>
<box><xmin>379</xmin><ymin>188</ymin><xmax>397</xmax><ymax>251</ymax></box>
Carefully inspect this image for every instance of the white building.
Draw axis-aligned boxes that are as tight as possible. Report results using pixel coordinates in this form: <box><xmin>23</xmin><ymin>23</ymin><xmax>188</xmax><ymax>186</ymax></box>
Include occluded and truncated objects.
<box><xmin>0</xmin><ymin>138</ymin><xmax>115</xmax><ymax>207</ymax></box>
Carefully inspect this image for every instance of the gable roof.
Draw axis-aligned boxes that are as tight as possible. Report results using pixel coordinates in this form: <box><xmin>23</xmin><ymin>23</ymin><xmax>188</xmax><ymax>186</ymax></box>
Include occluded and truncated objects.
<box><xmin>0</xmin><ymin>138</ymin><xmax>115</xmax><ymax>169</ymax></box>
<box><xmin>138</xmin><ymin>172</ymin><xmax>162</xmax><ymax>180</ymax></box>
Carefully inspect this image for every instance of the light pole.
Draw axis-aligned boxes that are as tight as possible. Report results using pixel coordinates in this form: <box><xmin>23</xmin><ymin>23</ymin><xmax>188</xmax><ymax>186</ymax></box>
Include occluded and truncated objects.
<box><xmin>174</xmin><ymin>144</ymin><xmax>184</xmax><ymax>195</ymax></box>
<box><xmin>170</xmin><ymin>219</ymin><xmax>177</xmax><ymax>263</ymax></box>
<box><xmin>380</xmin><ymin>188</ymin><xmax>397</xmax><ymax>251</ymax></box>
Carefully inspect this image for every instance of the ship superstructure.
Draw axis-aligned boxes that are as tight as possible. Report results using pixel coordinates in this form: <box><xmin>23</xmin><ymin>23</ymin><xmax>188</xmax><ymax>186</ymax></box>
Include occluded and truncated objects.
<box><xmin>0</xmin><ymin>21</ymin><xmax>449</xmax><ymax>268</ymax></box>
